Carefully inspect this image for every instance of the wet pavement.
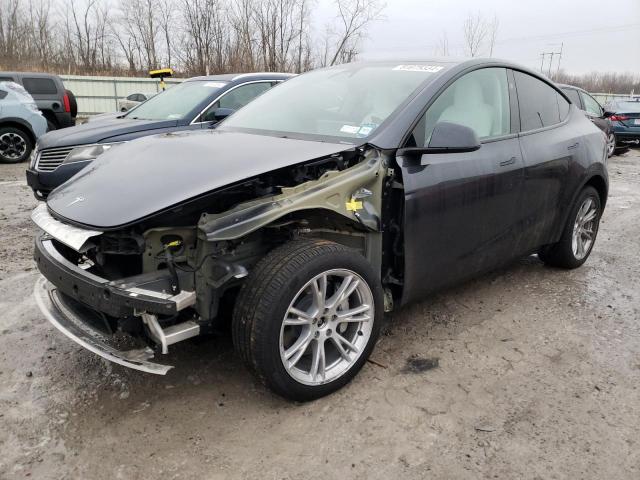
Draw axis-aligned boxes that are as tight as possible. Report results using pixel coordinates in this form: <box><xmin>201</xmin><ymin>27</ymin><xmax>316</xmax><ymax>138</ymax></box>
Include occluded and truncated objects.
<box><xmin>1</xmin><ymin>150</ymin><xmax>639</xmax><ymax>479</ymax></box>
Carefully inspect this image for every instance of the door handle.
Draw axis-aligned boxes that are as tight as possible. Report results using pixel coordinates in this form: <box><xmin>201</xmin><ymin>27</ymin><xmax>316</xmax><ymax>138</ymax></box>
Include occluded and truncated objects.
<box><xmin>499</xmin><ymin>156</ymin><xmax>517</xmax><ymax>167</ymax></box>
<box><xmin>567</xmin><ymin>142</ymin><xmax>580</xmax><ymax>150</ymax></box>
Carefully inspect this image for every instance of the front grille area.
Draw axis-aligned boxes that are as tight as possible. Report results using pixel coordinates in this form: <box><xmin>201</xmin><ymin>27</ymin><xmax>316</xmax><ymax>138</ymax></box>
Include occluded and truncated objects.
<box><xmin>36</xmin><ymin>146</ymin><xmax>74</xmax><ymax>172</ymax></box>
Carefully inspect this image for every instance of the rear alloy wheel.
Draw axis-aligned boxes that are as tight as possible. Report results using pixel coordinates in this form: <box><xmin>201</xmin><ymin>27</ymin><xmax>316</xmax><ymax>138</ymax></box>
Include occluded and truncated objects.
<box><xmin>606</xmin><ymin>133</ymin><xmax>616</xmax><ymax>158</ymax></box>
<box><xmin>0</xmin><ymin>127</ymin><xmax>32</xmax><ymax>163</ymax></box>
<box><xmin>233</xmin><ymin>238</ymin><xmax>382</xmax><ymax>401</ymax></box>
<box><xmin>539</xmin><ymin>186</ymin><xmax>602</xmax><ymax>269</ymax></box>
<box><xmin>571</xmin><ymin>197</ymin><xmax>598</xmax><ymax>261</ymax></box>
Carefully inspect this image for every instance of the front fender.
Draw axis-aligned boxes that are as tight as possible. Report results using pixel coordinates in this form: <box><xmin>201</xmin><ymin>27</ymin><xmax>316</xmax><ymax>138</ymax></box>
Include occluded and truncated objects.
<box><xmin>198</xmin><ymin>153</ymin><xmax>385</xmax><ymax>242</ymax></box>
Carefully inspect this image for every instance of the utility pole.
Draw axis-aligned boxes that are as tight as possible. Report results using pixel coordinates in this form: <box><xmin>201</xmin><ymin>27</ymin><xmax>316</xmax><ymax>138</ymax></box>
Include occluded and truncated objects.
<box><xmin>539</xmin><ymin>44</ymin><xmax>563</xmax><ymax>79</ymax></box>
<box><xmin>556</xmin><ymin>42</ymin><xmax>564</xmax><ymax>76</ymax></box>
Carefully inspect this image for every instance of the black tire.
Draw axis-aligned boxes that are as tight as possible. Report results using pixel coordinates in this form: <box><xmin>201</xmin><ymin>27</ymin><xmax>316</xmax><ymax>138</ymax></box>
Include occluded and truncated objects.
<box><xmin>539</xmin><ymin>186</ymin><xmax>602</xmax><ymax>269</ymax></box>
<box><xmin>232</xmin><ymin>238</ymin><xmax>383</xmax><ymax>401</ymax></box>
<box><xmin>606</xmin><ymin>132</ymin><xmax>616</xmax><ymax>158</ymax></box>
<box><xmin>0</xmin><ymin>126</ymin><xmax>33</xmax><ymax>164</ymax></box>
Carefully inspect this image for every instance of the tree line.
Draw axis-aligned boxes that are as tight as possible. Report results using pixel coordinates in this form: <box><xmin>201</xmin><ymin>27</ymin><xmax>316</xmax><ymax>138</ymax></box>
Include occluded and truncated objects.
<box><xmin>553</xmin><ymin>70</ymin><xmax>640</xmax><ymax>95</ymax></box>
<box><xmin>0</xmin><ymin>0</ymin><xmax>384</xmax><ymax>76</ymax></box>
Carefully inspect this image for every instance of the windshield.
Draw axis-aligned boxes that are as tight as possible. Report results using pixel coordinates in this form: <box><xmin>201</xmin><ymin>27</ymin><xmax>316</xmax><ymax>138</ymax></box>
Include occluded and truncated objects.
<box><xmin>221</xmin><ymin>64</ymin><xmax>444</xmax><ymax>141</ymax></box>
<box><xmin>126</xmin><ymin>80</ymin><xmax>227</xmax><ymax>121</ymax></box>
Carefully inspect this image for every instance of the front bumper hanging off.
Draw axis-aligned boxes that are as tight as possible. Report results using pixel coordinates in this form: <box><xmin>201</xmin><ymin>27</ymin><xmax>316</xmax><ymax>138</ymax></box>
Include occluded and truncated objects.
<box><xmin>34</xmin><ymin>276</ymin><xmax>174</xmax><ymax>374</ymax></box>
<box><xmin>31</xmin><ymin>204</ymin><xmax>206</xmax><ymax>374</ymax></box>
<box><xmin>33</xmin><ymin>234</ymin><xmax>200</xmax><ymax>374</ymax></box>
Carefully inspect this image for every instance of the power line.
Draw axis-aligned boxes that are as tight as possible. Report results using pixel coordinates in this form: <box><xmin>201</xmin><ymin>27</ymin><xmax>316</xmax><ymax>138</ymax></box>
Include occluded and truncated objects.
<box><xmin>367</xmin><ymin>23</ymin><xmax>640</xmax><ymax>53</ymax></box>
<box><xmin>494</xmin><ymin>23</ymin><xmax>639</xmax><ymax>46</ymax></box>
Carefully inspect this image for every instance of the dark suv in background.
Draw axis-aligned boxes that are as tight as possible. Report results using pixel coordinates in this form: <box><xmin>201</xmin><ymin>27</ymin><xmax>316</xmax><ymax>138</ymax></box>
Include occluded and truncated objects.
<box><xmin>0</xmin><ymin>72</ymin><xmax>77</xmax><ymax>130</ymax></box>
<box><xmin>559</xmin><ymin>83</ymin><xmax>620</xmax><ymax>157</ymax></box>
<box><xmin>26</xmin><ymin>72</ymin><xmax>293</xmax><ymax>199</ymax></box>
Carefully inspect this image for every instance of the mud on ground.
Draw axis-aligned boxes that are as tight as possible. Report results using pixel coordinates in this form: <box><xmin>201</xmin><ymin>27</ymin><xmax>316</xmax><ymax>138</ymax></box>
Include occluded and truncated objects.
<box><xmin>1</xmin><ymin>151</ymin><xmax>639</xmax><ymax>479</ymax></box>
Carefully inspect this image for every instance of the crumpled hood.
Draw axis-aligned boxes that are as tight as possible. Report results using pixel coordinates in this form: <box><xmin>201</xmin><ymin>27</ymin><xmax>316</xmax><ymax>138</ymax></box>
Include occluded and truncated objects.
<box><xmin>46</xmin><ymin>130</ymin><xmax>352</xmax><ymax>229</ymax></box>
<box><xmin>38</xmin><ymin>117</ymin><xmax>177</xmax><ymax>149</ymax></box>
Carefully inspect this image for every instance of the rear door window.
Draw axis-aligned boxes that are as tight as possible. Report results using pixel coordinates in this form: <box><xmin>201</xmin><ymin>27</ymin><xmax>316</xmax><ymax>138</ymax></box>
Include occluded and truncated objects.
<box><xmin>22</xmin><ymin>77</ymin><xmax>58</xmax><ymax>95</ymax></box>
<box><xmin>558</xmin><ymin>93</ymin><xmax>570</xmax><ymax>121</ymax></box>
<box><xmin>562</xmin><ymin>88</ymin><xmax>581</xmax><ymax>108</ymax></box>
<box><xmin>514</xmin><ymin>71</ymin><xmax>565</xmax><ymax>131</ymax></box>
<box><xmin>580</xmin><ymin>92</ymin><xmax>603</xmax><ymax>117</ymax></box>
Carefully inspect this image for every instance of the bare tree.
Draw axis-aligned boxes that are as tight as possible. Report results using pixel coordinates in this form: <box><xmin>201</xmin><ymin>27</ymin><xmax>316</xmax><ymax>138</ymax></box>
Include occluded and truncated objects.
<box><xmin>0</xmin><ymin>0</ymin><xmax>386</xmax><ymax>76</ymax></box>
<box><xmin>487</xmin><ymin>14</ymin><xmax>499</xmax><ymax>57</ymax></box>
<box><xmin>157</xmin><ymin>0</ymin><xmax>175</xmax><ymax>68</ymax></box>
<box><xmin>119</xmin><ymin>0</ymin><xmax>160</xmax><ymax>71</ymax></box>
<box><xmin>434</xmin><ymin>31</ymin><xmax>449</xmax><ymax>57</ymax></box>
<box><xmin>329</xmin><ymin>0</ymin><xmax>385</xmax><ymax>66</ymax></box>
<box><xmin>0</xmin><ymin>0</ymin><xmax>23</xmax><ymax>63</ymax></box>
<box><xmin>462</xmin><ymin>11</ymin><xmax>488</xmax><ymax>57</ymax></box>
<box><xmin>68</xmin><ymin>0</ymin><xmax>112</xmax><ymax>72</ymax></box>
<box><xmin>554</xmin><ymin>69</ymin><xmax>640</xmax><ymax>95</ymax></box>
<box><xmin>27</xmin><ymin>0</ymin><xmax>55</xmax><ymax>68</ymax></box>
<box><xmin>182</xmin><ymin>0</ymin><xmax>228</xmax><ymax>75</ymax></box>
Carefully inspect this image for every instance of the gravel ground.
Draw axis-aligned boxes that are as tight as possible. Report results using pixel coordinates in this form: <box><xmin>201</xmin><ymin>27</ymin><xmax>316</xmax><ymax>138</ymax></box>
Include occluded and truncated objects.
<box><xmin>1</xmin><ymin>150</ymin><xmax>639</xmax><ymax>479</ymax></box>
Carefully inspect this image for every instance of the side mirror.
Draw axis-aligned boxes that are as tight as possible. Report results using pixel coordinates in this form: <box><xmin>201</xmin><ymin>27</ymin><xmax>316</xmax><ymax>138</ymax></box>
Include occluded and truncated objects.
<box><xmin>602</xmin><ymin>110</ymin><xmax>614</xmax><ymax>119</ymax></box>
<box><xmin>202</xmin><ymin>107</ymin><xmax>236</xmax><ymax>126</ymax></box>
<box><xmin>397</xmin><ymin>122</ymin><xmax>481</xmax><ymax>157</ymax></box>
<box><xmin>210</xmin><ymin>107</ymin><xmax>235</xmax><ymax>123</ymax></box>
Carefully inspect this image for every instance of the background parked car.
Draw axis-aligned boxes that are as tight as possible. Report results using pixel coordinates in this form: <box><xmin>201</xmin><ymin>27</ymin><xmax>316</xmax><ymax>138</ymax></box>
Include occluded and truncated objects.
<box><xmin>118</xmin><ymin>92</ymin><xmax>154</xmax><ymax>112</ymax></box>
<box><xmin>0</xmin><ymin>72</ymin><xmax>76</xmax><ymax>130</ymax></box>
<box><xmin>559</xmin><ymin>83</ymin><xmax>620</xmax><ymax>157</ymax></box>
<box><xmin>0</xmin><ymin>82</ymin><xmax>47</xmax><ymax>163</ymax></box>
<box><xmin>603</xmin><ymin>99</ymin><xmax>640</xmax><ymax>148</ymax></box>
<box><xmin>26</xmin><ymin>72</ymin><xmax>293</xmax><ymax>199</ymax></box>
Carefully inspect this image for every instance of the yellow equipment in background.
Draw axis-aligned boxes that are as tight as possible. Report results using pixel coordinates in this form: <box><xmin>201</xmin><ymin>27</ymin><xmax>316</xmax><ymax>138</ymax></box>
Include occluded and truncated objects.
<box><xmin>149</xmin><ymin>68</ymin><xmax>173</xmax><ymax>91</ymax></box>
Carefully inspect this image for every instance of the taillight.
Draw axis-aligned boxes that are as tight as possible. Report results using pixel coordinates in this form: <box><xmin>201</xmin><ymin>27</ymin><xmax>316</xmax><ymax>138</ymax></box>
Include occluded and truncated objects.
<box><xmin>63</xmin><ymin>93</ymin><xmax>71</xmax><ymax>113</ymax></box>
<box><xmin>610</xmin><ymin>114</ymin><xmax>629</xmax><ymax>121</ymax></box>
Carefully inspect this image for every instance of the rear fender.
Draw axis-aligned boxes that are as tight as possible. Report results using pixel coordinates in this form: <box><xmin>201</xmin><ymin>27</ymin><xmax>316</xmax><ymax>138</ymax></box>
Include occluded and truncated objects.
<box><xmin>549</xmin><ymin>164</ymin><xmax>608</xmax><ymax>242</ymax></box>
<box><xmin>0</xmin><ymin>117</ymin><xmax>36</xmax><ymax>143</ymax></box>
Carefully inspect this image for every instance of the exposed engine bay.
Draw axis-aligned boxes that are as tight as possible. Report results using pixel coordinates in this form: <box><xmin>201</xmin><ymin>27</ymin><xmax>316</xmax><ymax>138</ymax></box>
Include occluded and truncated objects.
<box><xmin>33</xmin><ymin>145</ymin><xmax>406</xmax><ymax>367</ymax></box>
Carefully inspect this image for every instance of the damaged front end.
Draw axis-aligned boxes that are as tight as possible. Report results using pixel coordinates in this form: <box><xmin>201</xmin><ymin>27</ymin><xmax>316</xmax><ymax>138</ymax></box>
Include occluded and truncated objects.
<box><xmin>32</xmin><ymin>145</ymin><xmax>391</xmax><ymax>374</ymax></box>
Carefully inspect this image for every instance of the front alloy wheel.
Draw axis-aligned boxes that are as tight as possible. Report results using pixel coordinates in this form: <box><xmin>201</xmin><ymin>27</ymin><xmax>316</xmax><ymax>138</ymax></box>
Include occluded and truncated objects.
<box><xmin>233</xmin><ymin>238</ymin><xmax>382</xmax><ymax>401</ymax></box>
<box><xmin>571</xmin><ymin>197</ymin><xmax>598</xmax><ymax>260</ymax></box>
<box><xmin>280</xmin><ymin>269</ymin><xmax>374</xmax><ymax>386</ymax></box>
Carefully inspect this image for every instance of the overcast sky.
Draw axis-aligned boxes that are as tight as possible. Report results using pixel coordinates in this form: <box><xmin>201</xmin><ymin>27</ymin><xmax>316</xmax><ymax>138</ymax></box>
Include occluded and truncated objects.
<box><xmin>316</xmin><ymin>0</ymin><xmax>640</xmax><ymax>75</ymax></box>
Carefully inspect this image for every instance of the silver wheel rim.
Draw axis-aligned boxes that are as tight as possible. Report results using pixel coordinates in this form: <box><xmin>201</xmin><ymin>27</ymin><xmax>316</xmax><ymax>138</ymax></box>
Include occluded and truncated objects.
<box><xmin>279</xmin><ymin>269</ymin><xmax>374</xmax><ymax>386</ymax></box>
<box><xmin>0</xmin><ymin>132</ymin><xmax>27</xmax><ymax>159</ymax></box>
<box><xmin>572</xmin><ymin>197</ymin><xmax>598</xmax><ymax>260</ymax></box>
<box><xmin>607</xmin><ymin>134</ymin><xmax>616</xmax><ymax>157</ymax></box>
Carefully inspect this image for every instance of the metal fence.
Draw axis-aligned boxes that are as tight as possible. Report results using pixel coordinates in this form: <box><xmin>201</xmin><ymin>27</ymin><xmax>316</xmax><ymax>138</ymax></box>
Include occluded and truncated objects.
<box><xmin>60</xmin><ymin>75</ymin><xmax>184</xmax><ymax>115</ymax></box>
<box><xmin>591</xmin><ymin>92</ymin><xmax>639</xmax><ymax>106</ymax></box>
